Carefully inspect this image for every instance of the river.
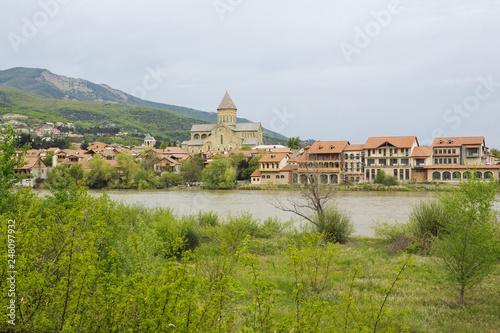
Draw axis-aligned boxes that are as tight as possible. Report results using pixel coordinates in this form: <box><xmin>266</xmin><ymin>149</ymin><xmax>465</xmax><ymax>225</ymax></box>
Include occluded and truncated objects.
<box><xmin>94</xmin><ymin>189</ymin><xmax>479</xmax><ymax>237</ymax></box>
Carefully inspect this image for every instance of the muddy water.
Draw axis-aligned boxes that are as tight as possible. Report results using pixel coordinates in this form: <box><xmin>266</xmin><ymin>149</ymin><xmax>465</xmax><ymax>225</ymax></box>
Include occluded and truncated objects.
<box><xmin>99</xmin><ymin>189</ymin><xmax>472</xmax><ymax>237</ymax></box>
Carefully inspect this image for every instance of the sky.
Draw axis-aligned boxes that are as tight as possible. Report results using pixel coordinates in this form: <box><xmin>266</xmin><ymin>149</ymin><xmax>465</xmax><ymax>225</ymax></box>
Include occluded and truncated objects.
<box><xmin>1</xmin><ymin>0</ymin><xmax>500</xmax><ymax>148</ymax></box>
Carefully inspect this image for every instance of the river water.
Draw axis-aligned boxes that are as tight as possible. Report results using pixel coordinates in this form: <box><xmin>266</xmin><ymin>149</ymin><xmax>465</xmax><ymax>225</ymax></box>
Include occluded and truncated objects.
<box><xmin>96</xmin><ymin>189</ymin><xmax>480</xmax><ymax>237</ymax></box>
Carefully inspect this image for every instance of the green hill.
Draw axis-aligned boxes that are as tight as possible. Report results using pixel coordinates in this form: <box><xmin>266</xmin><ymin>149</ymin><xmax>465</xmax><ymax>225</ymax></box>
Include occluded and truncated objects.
<box><xmin>0</xmin><ymin>88</ymin><xmax>209</xmax><ymax>142</ymax></box>
<box><xmin>0</xmin><ymin>67</ymin><xmax>287</xmax><ymax>140</ymax></box>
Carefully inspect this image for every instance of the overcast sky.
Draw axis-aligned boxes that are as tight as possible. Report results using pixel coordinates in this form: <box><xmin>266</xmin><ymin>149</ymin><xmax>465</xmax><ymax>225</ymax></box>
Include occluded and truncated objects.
<box><xmin>1</xmin><ymin>0</ymin><xmax>499</xmax><ymax>148</ymax></box>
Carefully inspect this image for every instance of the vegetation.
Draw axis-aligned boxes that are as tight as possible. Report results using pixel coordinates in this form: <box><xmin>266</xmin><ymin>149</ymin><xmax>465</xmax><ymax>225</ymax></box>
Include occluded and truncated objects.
<box><xmin>286</xmin><ymin>136</ymin><xmax>302</xmax><ymax>149</ymax></box>
<box><xmin>1</xmin><ymin>136</ymin><xmax>499</xmax><ymax>331</ymax></box>
<box><xmin>432</xmin><ymin>174</ymin><xmax>500</xmax><ymax>304</ymax></box>
<box><xmin>374</xmin><ymin>172</ymin><xmax>500</xmax><ymax>306</ymax></box>
<box><xmin>201</xmin><ymin>155</ymin><xmax>237</xmax><ymax>189</ymax></box>
<box><xmin>374</xmin><ymin>170</ymin><xmax>398</xmax><ymax>186</ymax></box>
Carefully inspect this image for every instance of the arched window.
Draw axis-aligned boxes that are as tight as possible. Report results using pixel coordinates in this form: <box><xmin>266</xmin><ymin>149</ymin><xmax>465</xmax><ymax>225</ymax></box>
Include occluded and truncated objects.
<box><xmin>476</xmin><ymin>171</ymin><xmax>482</xmax><ymax>179</ymax></box>
<box><xmin>452</xmin><ymin>172</ymin><xmax>461</xmax><ymax>181</ymax></box>
<box><xmin>443</xmin><ymin>172</ymin><xmax>451</xmax><ymax>181</ymax></box>
<box><xmin>432</xmin><ymin>172</ymin><xmax>441</xmax><ymax>181</ymax></box>
<box><xmin>194</xmin><ymin>134</ymin><xmax>199</xmax><ymax>140</ymax></box>
<box><xmin>484</xmin><ymin>172</ymin><xmax>493</xmax><ymax>181</ymax></box>
<box><xmin>201</xmin><ymin>134</ymin><xmax>207</xmax><ymax>139</ymax></box>
<box><xmin>463</xmin><ymin>171</ymin><xmax>472</xmax><ymax>180</ymax></box>
<box><xmin>221</xmin><ymin>135</ymin><xmax>223</xmax><ymax>144</ymax></box>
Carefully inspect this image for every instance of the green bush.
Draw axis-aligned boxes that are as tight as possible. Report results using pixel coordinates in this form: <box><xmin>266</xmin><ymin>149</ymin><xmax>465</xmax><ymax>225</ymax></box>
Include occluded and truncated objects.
<box><xmin>197</xmin><ymin>210</ymin><xmax>219</xmax><ymax>227</ymax></box>
<box><xmin>409</xmin><ymin>199</ymin><xmax>447</xmax><ymax>242</ymax></box>
<box><xmin>312</xmin><ymin>205</ymin><xmax>354</xmax><ymax>244</ymax></box>
<box><xmin>374</xmin><ymin>170</ymin><xmax>399</xmax><ymax>186</ymax></box>
<box><xmin>220</xmin><ymin>213</ymin><xmax>260</xmax><ymax>252</ymax></box>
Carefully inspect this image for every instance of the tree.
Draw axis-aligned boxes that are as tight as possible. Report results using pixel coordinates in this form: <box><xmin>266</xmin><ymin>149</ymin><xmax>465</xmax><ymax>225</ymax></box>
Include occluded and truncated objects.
<box><xmin>374</xmin><ymin>170</ymin><xmax>398</xmax><ymax>186</ymax></box>
<box><xmin>490</xmin><ymin>148</ymin><xmax>500</xmax><ymax>160</ymax></box>
<box><xmin>181</xmin><ymin>154</ymin><xmax>204</xmax><ymax>183</ymax></box>
<box><xmin>433</xmin><ymin>173</ymin><xmax>500</xmax><ymax>305</ymax></box>
<box><xmin>202</xmin><ymin>155</ymin><xmax>237</xmax><ymax>189</ymax></box>
<box><xmin>241</xmin><ymin>154</ymin><xmax>262</xmax><ymax>180</ymax></box>
<box><xmin>43</xmin><ymin>151</ymin><xmax>55</xmax><ymax>167</ymax></box>
<box><xmin>116</xmin><ymin>153</ymin><xmax>140</xmax><ymax>188</ymax></box>
<box><xmin>273</xmin><ymin>159</ymin><xmax>353</xmax><ymax>243</ymax></box>
<box><xmin>0</xmin><ymin>125</ymin><xmax>30</xmax><ymax>209</ymax></box>
<box><xmin>287</xmin><ymin>136</ymin><xmax>301</xmax><ymax>149</ymax></box>
<box><xmin>85</xmin><ymin>155</ymin><xmax>117</xmax><ymax>188</ymax></box>
<box><xmin>161</xmin><ymin>172</ymin><xmax>182</xmax><ymax>187</ymax></box>
<box><xmin>140</xmin><ymin>148</ymin><xmax>159</xmax><ymax>171</ymax></box>
<box><xmin>230</xmin><ymin>153</ymin><xmax>249</xmax><ymax>180</ymax></box>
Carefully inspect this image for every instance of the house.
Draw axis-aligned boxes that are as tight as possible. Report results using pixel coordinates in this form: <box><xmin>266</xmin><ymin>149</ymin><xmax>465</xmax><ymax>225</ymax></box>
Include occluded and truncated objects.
<box><xmin>425</xmin><ymin>137</ymin><xmax>500</xmax><ymax>182</ymax></box>
<box><xmin>182</xmin><ymin>92</ymin><xmax>263</xmax><ymax>153</ymax></box>
<box><xmin>363</xmin><ymin>136</ymin><xmax>419</xmax><ymax>183</ymax></box>
<box><xmin>296</xmin><ymin>141</ymin><xmax>349</xmax><ymax>184</ymax></box>
<box><xmin>15</xmin><ymin>156</ymin><xmax>48</xmax><ymax>187</ymax></box>
<box><xmin>411</xmin><ymin>146</ymin><xmax>433</xmax><ymax>182</ymax></box>
<box><xmin>250</xmin><ymin>153</ymin><xmax>295</xmax><ymax>185</ymax></box>
<box><xmin>154</xmin><ymin>156</ymin><xmax>181</xmax><ymax>174</ymax></box>
<box><xmin>343</xmin><ymin>144</ymin><xmax>365</xmax><ymax>184</ymax></box>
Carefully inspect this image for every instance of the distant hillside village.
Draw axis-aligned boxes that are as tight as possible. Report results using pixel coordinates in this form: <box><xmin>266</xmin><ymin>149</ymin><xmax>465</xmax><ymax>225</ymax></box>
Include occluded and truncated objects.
<box><xmin>3</xmin><ymin>92</ymin><xmax>500</xmax><ymax>188</ymax></box>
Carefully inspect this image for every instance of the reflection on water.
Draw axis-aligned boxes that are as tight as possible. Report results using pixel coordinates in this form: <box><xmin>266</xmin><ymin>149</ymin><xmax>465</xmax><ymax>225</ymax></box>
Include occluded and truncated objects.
<box><xmin>98</xmin><ymin>189</ymin><xmax>462</xmax><ymax>237</ymax></box>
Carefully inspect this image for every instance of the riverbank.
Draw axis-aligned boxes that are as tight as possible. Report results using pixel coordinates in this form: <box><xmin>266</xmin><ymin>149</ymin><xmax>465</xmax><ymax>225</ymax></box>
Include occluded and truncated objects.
<box><xmin>238</xmin><ymin>182</ymin><xmax>458</xmax><ymax>192</ymax></box>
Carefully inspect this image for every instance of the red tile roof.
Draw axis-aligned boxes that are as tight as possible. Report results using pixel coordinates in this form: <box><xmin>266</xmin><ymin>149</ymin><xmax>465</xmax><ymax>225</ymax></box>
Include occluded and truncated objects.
<box><xmin>364</xmin><ymin>136</ymin><xmax>417</xmax><ymax>149</ymax></box>
<box><xmin>344</xmin><ymin>144</ymin><xmax>364</xmax><ymax>151</ymax></box>
<box><xmin>411</xmin><ymin>146</ymin><xmax>433</xmax><ymax>157</ymax></box>
<box><xmin>259</xmin><ymin>153</ymin><xmax>289</xmax><ymax>163</ymax></box>
<box><xmin>250</xmin><ymin>169</ymin><xmax>262</xmax><ymax>177</ymax></box>
<box><xmin>308</xmin><ymin>141</ymin><xmax>349</xmax><ymax>154</ymax></box>
<box><xmin>431</xmin><ymin>137</ymin><xmax>485</xmax><ymax>147</ymax></box>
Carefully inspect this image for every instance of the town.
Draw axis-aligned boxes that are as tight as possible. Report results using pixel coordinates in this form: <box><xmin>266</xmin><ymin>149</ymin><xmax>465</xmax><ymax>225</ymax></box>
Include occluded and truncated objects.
<box><xmin>8</xmin><ymin>92</ymin><xmax>500</xmax><ymax>188</ymax></box>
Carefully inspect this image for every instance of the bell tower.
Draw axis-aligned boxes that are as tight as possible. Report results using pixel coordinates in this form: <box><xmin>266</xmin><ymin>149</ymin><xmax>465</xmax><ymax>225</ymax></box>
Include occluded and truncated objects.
<box><xmin>217</xmin><ymin>91</ymin><xmax>237</xmax><ymax>126</ymax></box>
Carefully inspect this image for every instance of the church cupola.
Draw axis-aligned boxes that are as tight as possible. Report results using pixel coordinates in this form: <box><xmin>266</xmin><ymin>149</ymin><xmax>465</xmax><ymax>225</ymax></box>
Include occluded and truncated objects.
<box><xmin>217</xmin><ymin>91</ymin><xmax>237</xmax><ymax>125</ymax></box>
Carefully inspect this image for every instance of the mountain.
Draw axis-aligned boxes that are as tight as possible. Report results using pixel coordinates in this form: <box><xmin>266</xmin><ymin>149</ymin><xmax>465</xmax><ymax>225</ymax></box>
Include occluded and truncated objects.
<box><xmin>0</xmin><ymin>67</ymin><xmax>287</xmax><ymax>140</ymax></box>
<box><xmin>0</xmin><ymin>88</ymin><xmax>211</xmax><ymax>143</ymax></box>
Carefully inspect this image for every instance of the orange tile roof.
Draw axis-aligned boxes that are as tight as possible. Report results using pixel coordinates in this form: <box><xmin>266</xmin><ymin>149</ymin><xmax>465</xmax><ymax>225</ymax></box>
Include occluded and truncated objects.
<box><xmin>364</xmin><ymin>136</ymin><xmax>417</xmax><ymax>149</ymax></box>
<box><xmin>154</xmin><ymin>147</ymin><xmax>189</xmax><ymax>155</ymax></box>
<box><xmin>282</xmin><ymin>164</ymin><xmax>298</xmax><ymax>171</ymax></box>
<box><xmin>431</xmin><ymin>137</ymin><xmax>485</xmax><ymax>147</ymax></box>
<box><xmin>19</xmin><ymin>157</ymin><xmax>46</xmax><ymax>170</ymax></box>
<box><xmin>411</xmin><ymin>146</ymin><xmax>433</xmax><ymax>157</ymax></box>
<box><xmin>344</xmin><ymin>144</ymin><xmax>365</xmax><ymax>151</ymax></box>
<box><xmin>259</xmin><ymin>153</ymin><xmax>289</xmax><ymax>163</ymax></box>
<box><xmin>26</xmin><ymin>149</ymin><xmax>43</xmax><ymax>156</ymax></box>
<box><xmin>88</xmin><ymin>142</ymin><xmax>108</xmax><ymax>149</ymax></box>
<box><xmin>308</xmin><ymin>141</ymin><xmax>349</xmax><ymax>154</ymax></box>
<box><xmin>250</xmin><ymin>169</ymin><xmax>262</xmax><ymax>177</ymax></box>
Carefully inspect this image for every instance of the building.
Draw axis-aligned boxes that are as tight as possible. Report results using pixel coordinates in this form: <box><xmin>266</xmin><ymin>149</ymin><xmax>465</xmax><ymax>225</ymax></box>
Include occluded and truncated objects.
<box><xmin>297</xmin><ymin>141</ymin><xmax>349</xmax><ymax>184</ymax></box>
<box><xmin>144</xmin><ymin>134</ymin><xmax>156</xmax><ymax>148</ymax></box>
<box><xmin>15</xmin><ymin>156</ymin><xmax>48</xmax><ymax>187</ymax></box>
<box><xmin>250</xmin><ymin>153</ymin><xmax>295</xmax><ymax>185</ymax></box>
<box><xmin>182</xmin><ymin>92</ymin><xmax>263</xmax><ymax>153</ymax></box>
<box><xmin>364</xmin><ymin>136</ymin><xmax>419</xmax><ymax>183</ymax></box>
<box><xmin>425</xmin><ymin>137</ymin><xmax>500</xmax><ymax>182</ymax></box>
<box><xmin>343</xmin><ymin>144</ymin><xmax>365</xmax><ymax>184</ymax></box>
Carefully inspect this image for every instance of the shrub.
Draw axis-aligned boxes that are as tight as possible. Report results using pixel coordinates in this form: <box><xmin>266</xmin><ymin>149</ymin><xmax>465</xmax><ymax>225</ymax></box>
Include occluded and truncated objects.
<box><xmin>312</xmin><ymin>205</ymin><xmax>354</xmax><ymax>244</ymax></box>
<box><xmin>220</xmin><ymin>213</ymin><xmax>259</xmax><ymax>252</ymax></box>
<box><xmin>374</xmin><ymin>170</ymin><xmax>399</xmax><ymax>186</ymax></box>
<box><xmin>408</xmin><ymin>199</ymin><xmax>447</xmax><ymax>242</ymax></box>
<box><xmin>197</xmin><ymin>210</ymin><xmax>219</xmax><ymax>227</ymax></box>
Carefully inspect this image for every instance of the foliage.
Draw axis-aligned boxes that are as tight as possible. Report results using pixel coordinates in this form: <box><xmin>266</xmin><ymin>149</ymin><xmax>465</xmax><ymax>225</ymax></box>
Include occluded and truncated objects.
<box><xmin>408</xmin><ymin>199</ymin><xmax>447</xmax><ymax>245</ymax></box>
<box><xmin>287</xmin><ymin>136</ymin><xmax>301</xmax><ymax>149</ymax></box>
<box><xmin>134</xmin><ymin>168</ymin><xmax>161</xmax><ymax>189</ymax></box>
<box><xmin>47</xmin><ymin>164</ymin><xmax>84</xmax><ymax>188</ymax></box>
<box><xmin>311</xmin><ymin>205</ymin><xmax>355</xmax><ymax>243</ymax></box>
<box><xmin>374</xmin><ymin>170</ymin><xmax>398</xmax><ymax>186</ymax></box>
<box><xmin>490</xmin><ymin>148</ymin><xmax>500</xmax><ymax>160</ymax></box>
<box><xmin>161</xmin><ymin>172</ymin><xmax>182</xmax><ymax>187</ymax></box>
<box><xmin>202</xmin><ymin>155</ymin><xmax>237</xmax><ymax>189</ymax></box>
<box><xmin>84</xmin><ymin>154</ymin><xmax>117</xmax><ymax>188</ymax></box>
<box><xmin>241</xmin><ymin>153</ymin><xmax>262</xmax><ymax>180</ymax></box>
<box><xmin>181</xmin><ymin>154</ymin><xmax>204</xmax><ymax>183</ymax></box>
<box><xmin>432</xmin><ymin>173</ymin><xmax>500</xmax><ymax>304</ymax></box>
<box><xmin>0</xmin><ymin>124</ymin><xmax>29</xmax><ymax>209</ymax></box>
<box><xmin>116</xmin><ymin>153</ymin><xmax>140</xmax><ymax>188</ymax></box>
<box><xmin>42</xmin><ymin>151</ymin><xmax>54</xmax><ymax>166</ymax></box>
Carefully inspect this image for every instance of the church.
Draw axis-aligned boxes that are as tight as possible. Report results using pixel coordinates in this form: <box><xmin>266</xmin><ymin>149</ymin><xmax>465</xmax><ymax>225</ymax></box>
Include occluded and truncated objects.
<box><xmin>181</xmin><ymin>92</ymin><xmax>263</xmax><ymax>153</ymax></box>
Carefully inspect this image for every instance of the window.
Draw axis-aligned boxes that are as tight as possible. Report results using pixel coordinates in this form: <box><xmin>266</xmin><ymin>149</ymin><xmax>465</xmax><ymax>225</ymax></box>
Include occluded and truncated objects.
<box><xmin>485</xmin><ymin>172</ymin><xmax>493</xmax><ymax>181</ymax></box>
<box><xmin>443</xmin><ymin>172</ymin><xmax>451</xmax><ymax>181</ymax></box>
<box><xmin>439</xmin><ymin>158</ymin><xmax>443</xmax><ymax>164</ymax></box>
<box><xmin>399</xmin><ymin>169</ymin><xmax>404</xmax><ymax>181</ymax></box>
<box><xmin>394</xmin><ymin>169</ymin><xmax>398</xmax><ymax>177</ymax></box>
<box><xmin>453</xmin><ymin>158</ymin><xmax>457</xmax><ymax>164</ymax></box>
<box><xmin>405</xmin><ymin>169</ymin><xmax>410</xmax><ymax>180</ymax></box>
<box><xmin>433</xmin><ymin>172</ymin><xmax>441</xmax><ymax>181</ymax></box>
<box><xmin>221</xmin><ymin>135</ymin><xmax>223</xmax><ymax>144</ymax></box>
<box><xmin>453</xmin><ymin>172</ymin><xmax>461</xmax><ymax>181</ymax></box>
<box><xmin>366</xmin><ymin>169</ymin><xmax>370</xmax><ymax>180</ymax></box>
<box><xmin>371</xmin><ymin>169</ymin><xmax>375</xmax><ymax>179</ymax></box>
<box><xmin>276</xmin><ymin>175</ymin><xmax>280</xmax><ymax>179</ymax></box>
